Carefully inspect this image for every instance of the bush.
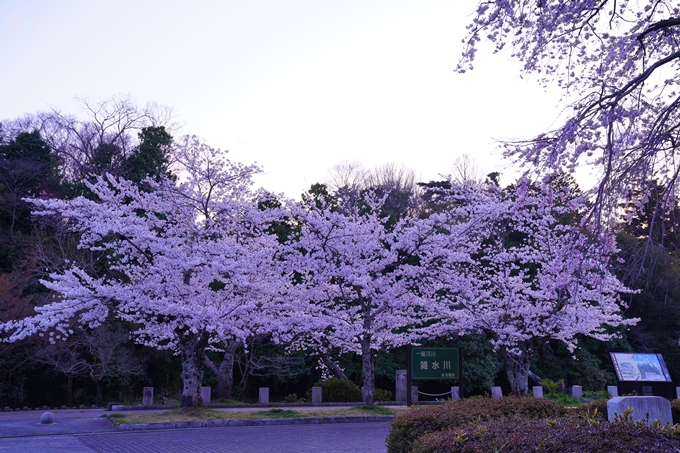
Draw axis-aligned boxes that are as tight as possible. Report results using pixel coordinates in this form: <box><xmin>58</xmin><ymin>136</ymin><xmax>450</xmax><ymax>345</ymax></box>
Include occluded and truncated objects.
<box><xmin>387</xmin><ymin>397</ymin><xmax>567</xmax><ymax>453</ymax></box>
<box><xmin>412</xmin><ymin>418</ymin><xmax>680</xmax><ymax>453</ymax></box>
<box><xmin>283</xmin><ymin>393</ymin><xmax>298</xmax><ymax>403</ymax></box>
<box><xmin>375</xmin><ymin>388</ymin><xmax>393</xmax><ymax>401</ymax></box>
<box><xmin>305</xmin><ymin>378</ymin><xmax>362</xmax><ymax>402</ymax></box>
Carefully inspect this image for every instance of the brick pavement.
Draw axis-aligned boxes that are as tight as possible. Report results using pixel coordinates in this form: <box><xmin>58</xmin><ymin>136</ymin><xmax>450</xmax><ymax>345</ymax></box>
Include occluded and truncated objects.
<box><xmin>0</xmin><ymin>422</ymin><xmax>391</xmax><ymax>452</ymax></box>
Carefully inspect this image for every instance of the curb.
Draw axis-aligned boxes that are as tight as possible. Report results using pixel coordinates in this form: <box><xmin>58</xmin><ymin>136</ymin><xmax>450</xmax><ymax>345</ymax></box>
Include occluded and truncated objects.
<box><xmin>116</xmin><ymin>416</ymin><xmax>394</xmax><ymax>431</ymax></box>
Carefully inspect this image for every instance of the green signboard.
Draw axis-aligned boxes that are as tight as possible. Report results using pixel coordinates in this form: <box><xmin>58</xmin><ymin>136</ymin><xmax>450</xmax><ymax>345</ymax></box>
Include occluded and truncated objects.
<box><xmin>411</xmin><ymin>347</ymin><xmax>459</xmax><ymax>380</ymax></box>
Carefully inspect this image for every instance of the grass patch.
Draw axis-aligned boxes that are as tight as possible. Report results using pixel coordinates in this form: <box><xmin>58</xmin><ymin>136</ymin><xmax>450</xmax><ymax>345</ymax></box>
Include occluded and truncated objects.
<box><xmin>253</xmin><ymin>409</ymin><xmax>301</xmax><ymax>418</ymax></box>
<box><xmin>350</xmin><ymin>405</ymin><xmax>394</xmax><ymax>415</ymax></box>
<box><xmin>109</xmin><ymin>405</ymin><xmax>404</xmax><ymax>425</ymax></box>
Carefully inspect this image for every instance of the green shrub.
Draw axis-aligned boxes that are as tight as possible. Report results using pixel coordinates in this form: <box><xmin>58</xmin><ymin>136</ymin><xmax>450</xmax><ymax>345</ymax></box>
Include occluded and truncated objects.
<box><xmin>283</xmin><ymin>393</ymin><xmax>298</xmax><ymax>403</ymax></box>
<box><xmin>375</xmin><ymin>388</ymin><xmax>393</xmax><ymax>401</ymax></box>
<box><xmin>672</xmin><ymin>399</ymin><xmax>680</xmax><ymax>425</ymax></box>
<box><xmin>305</xmin><ymin>378</ymin><xmax>362</xmax><ymax>402</ymax></box>
<box><xmin>387</xmin><ymin>397</ymin><xmax>567</xmax><ymax>453</ymax></box>
<box><xmin>412</xmin><ymin>418</ymin><xmax>680</xmax><ymax>453</ymax></box>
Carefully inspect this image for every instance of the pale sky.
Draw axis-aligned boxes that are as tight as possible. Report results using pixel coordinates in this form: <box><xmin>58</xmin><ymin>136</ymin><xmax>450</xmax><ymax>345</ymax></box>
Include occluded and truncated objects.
<box><xmin>0</xmin><ymin>0</ymin><xmax>568</xmax><ymax>199</ymax></box>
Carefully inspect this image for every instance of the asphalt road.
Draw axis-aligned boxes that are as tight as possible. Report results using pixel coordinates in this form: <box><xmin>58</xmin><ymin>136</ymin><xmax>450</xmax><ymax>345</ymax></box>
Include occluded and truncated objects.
<box><xmin>0</xmin><ymin>422</ymin><xmax>391</xmax><ymax>452</ymax></box>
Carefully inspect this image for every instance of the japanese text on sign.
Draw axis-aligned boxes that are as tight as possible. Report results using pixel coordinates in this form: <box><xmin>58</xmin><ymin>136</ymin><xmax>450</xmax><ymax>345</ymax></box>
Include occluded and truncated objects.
<box><xmin>411</xmin><ymin>348</ymin><xmax>459</xmax><ymax>380</ymax></box>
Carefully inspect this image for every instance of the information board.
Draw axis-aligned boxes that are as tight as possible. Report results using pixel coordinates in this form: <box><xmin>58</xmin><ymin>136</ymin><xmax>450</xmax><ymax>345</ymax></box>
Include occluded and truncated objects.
<box><xmin>610</xmin><ymin>352</ymin><xmax>672</xmax><ymax>382</ymax></box>
<box><xmin>411</xmin><ymin>347</ymin><xmax>459</xmax><ymax>380</ymax></box>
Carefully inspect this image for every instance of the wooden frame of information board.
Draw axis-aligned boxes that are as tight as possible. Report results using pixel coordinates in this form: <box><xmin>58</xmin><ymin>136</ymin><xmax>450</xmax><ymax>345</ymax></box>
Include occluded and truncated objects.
<box><xmin>407</xmin><ymin>346</ymin><xmax>464</xmax><ymax>407</ymax></box>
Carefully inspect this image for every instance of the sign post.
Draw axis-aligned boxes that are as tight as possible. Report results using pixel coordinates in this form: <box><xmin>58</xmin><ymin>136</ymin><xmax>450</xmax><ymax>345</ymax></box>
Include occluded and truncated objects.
<box><xmin>406</xmin><ymin>346</ymin><xmax>462</xmax><ymax>407</ymax></box>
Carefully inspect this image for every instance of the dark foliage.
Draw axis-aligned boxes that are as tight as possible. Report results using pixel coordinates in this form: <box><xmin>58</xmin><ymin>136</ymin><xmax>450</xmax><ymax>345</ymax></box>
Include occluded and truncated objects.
<box><xmin>387</xmin><ymin>397</ymin><xmax>567</xmax><ymax>453</ymax></box>
<box><xmin>411</xmin><ymin>418</ymin><xmax>680</xmax><ymax>453</ymax></box>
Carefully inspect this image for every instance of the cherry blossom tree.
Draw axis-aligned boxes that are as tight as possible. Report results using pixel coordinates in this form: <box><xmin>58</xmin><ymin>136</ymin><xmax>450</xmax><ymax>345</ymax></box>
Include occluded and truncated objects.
<box><xmin>284</xmin><ymin>189</ymin><xmax>454</xmax><ymax>405</ymax></box>
<box><xmin>434</xmin><ymin>177</ymin><xmax>637</xmax><ymax>394</ymax></box>
<box><xmin>461</xmin><ymin>1</ymin><xmax>680</xmax><ymax>225</ymax></box>
<box><xmin>0</xmin><ymin>136</ymin><xmax>286</xmax><ymax>406</ymax></box>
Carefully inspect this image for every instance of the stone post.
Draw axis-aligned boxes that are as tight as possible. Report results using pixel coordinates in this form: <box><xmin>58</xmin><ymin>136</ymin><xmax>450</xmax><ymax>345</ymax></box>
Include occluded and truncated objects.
<box><xmin>451</xmin><ymin>386</ymin><xmax>460</xmax><ymax>400</ymax></box>
<box><xmin>142</xmin><ymin>387</ymin><xmax>154</xmax><ymax>406</ymax></box>
<box><xmin>201</xmin><ymin>386</ymin><xmax>211</xmax><ymax>405</ymax></box>
<box><xmin>396</xmin><ymin>370</ymin><xmax>407</xmax><ymax>402</ymax></box>
<box><xmin>607</xmin><ymin>386</ymin><xmax>619</xmax><ymax>398</ymax></box>
<box><xmin>411</xmin><ymin>386</ymin><xmax>419</xmax><ymax>403</ymax></box>
<box><xmin>259</xmin><ymin>387</ymin><xmax>269</xmax><ymax>404</ymax></box>
<box><xmin>491</xmin><ymin>386</ymin><xmax>502</xmax><ymax>399</ymax></box>
<box><xmin>312</xmin><ymin>386</ymin><xmax>322</xmax><ymax>404</ymax></box>
<box><xmin>532</xmin><ymin>386</ymin><xmax>543</xmax><ymax>398</ymax></box>
<box><xmin>571</xmin><ymin>385</ymin><xmax>583</xmax><ymax>399</ymax></box>
<box><xmin>676</xmin><ymin>387</ymin><xmax>680</xmax><ymax>399</ymax></box>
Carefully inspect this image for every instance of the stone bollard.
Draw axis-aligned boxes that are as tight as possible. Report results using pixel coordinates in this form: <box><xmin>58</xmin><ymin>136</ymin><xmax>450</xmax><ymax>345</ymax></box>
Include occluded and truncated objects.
<box><xmin>91</xmin><ymin>404</ymin><xmax>98</xmax><ymax>409</ymax></box>
<box><xmin>201</xmin><ymin>387</ymin><xmax>211</xmax><ymax>406</ymax></box>
<box><xmin>396</xmin><ymin>370</ymin><xmax>407</xmax><ymax>402</ymax></box>
<box><xmin>312</xmin><ymin>386</ymin><xmax>322</xmax><ymax>404</ymax></box>
<box><xmin>571</xmin><ymin>385</ymin><xmax>583</xmax><ymax>399</ymax></box>
<box><xmin>451</xmin><ymin>386</ymin><xmax>460</xmax><ymax>400</ymax></box>
<box><xmin>40</xmin><ymin>412</ymin><xmax>55</xmax><ymax>424</ymax></box>
<box><xmin>42</xmin><ymin>406</ymin><xmax>48</xmax><ymax>410</ymax></box>
<box><xmin>142</xmin><ymin>387</ymin><xmax>154</xmax><ymax>406</ymax></box>
<box><xmin>491</xmin><ymin>387</ymin><xmax>503</xmax><ymax>399</ymax></box>
<box><xmin>607</xmin><ymin>386</ymin><xmax>619</xmax><ymax>398</ymax></box>
<box><xmin>607</xmin><ymin>396</ymin><xmax>672</xmax><ymax>426</ymax></box>
<box><xmin>411</xmin><ymin>386</ymin><xmax>419</xmax><ymax>403</ymax></box>
<box><xmin>676</xmin><ymin>387</ymin><xmax>680</xmax><ymax>399</ymax></box>
<box><xmin>2</xmin><ymin>407</ymin><xmax>7</xmax><ymax>412</ymax></box>
<box><xmin>532</xmin><ymin>386</ymin><xmax>543</xmax><ymax>398</ymax></box>
<box><xmin>259</xmin><ymin>387</ymin><xmax>269</xmax><ymax>404</ymax></box>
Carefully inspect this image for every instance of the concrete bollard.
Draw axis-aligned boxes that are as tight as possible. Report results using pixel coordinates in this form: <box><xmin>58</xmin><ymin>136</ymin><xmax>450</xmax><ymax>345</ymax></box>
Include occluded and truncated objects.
<box><xmin>142</xmin><ymin>387</ymin><xmax>154</xmax><ymax>406</ymax></box>
<box><xmin>451</xmin><ymin>386</ymin><xmax>460</xmax><ymax>400</ymax></box>
<box><xmin>411</xmin><ymin>386</ymin><xmax>419</xmax><ymax>403</ymax></box>
<box><xmin>312</xmin><ymin>386</ymin><xmax>322</xmax><ymax>404</ymax></box>
<box><xmin>532</xmin><ymin>386</ymin><xmax>543</xmax><ymax>398</ymax></box>
<box><xmin>396</xmin><ymin>370</ymin><xmax>407</xmax><ymax>402</ymax></box>
<box><xmin>39</xmin><ymin>412</ymin><xmax>55</xmax><ymax>424</ymax></box>
<box><xmin>491</xmin><ymin>387</ymin><xmax>502</xmax><ymax>399</ymax></box>
<box><xmin>571</xmin><ymin>385</ymin><xmax>583</xmax><ymax>399</ymax></box>
<box><xmin>259</xmin><ymin>387</ymin><xmax>269</xmax><ymax>404</ymax></box>
<box><xmin>607</xmin><ymin>386</ymin><xmax>619</xmax><ymax>398</ymax></box>
<box><xmin>676</xmin><ymin>387</ymin><xmax>680</xmax><ymax>399</ymax></box>
<box><xmin>201</xmin><ymin>386</ymin><xmax>211</xmax><ymax>405</ymax></box>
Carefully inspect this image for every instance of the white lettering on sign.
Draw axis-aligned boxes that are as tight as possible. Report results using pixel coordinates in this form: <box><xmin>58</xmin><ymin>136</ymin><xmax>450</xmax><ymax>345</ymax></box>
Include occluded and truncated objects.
<box><xmin>432</xmin><ymin>361</ymin><xmax>440</xmax><ymax>370</ymax></box>
<box><xmin>420</xmin><ymin>361</ymin><xmax>428</xmax><ymax>370</ymax></box>
<box><xmin>444</xmin><ymin>361</ymin><xmax>451</xmax><ymax>370</ymax></box>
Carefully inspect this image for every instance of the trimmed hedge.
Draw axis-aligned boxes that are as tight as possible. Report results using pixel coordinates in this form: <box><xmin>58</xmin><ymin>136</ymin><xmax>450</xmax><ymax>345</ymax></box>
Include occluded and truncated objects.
<box><xmin>412</xmin><ymin>418</ymin><xmax>680</xmax><ymax>453</ymax></box>
<box><xmin>306</xmin><ymin>377</ymin><xmax>362</xmax><ymax>402</ymax></box>
<box><xmin>387</xmin><ymin>397</ymin><xmax>568</xmax><ymax>453</ymax></box>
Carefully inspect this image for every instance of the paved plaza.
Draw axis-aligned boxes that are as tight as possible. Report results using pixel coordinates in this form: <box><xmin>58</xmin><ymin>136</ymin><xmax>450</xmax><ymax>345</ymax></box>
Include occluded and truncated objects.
<box><xmin>0</xmin><ymin>408</ymin><xmax>392</xmax><ymax>452</ymax></box>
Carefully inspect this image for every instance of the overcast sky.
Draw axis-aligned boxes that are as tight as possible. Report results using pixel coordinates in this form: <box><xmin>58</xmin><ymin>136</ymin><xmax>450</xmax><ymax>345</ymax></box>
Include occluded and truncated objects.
<box><xmin>0</xmin><ymin>1</ymin><xmax>569</xmax><ymax>199</ymax></box>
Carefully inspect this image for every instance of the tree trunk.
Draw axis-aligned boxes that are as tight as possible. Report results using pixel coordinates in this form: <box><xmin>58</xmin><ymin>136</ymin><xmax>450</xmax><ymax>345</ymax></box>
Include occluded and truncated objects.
<box><xmin>66</xmin><ymin>375</ymin><xmax>74</xmax><ymax>407</ymax></box>
<box><xmin>92</xmin><ymin>376</ymin><xmax>103</xmax><ymax>404</ymax></box>
<box><xmin>500</xmin><ymin>348</ymin><xmax>532</xmax><ymax>396</ymax></box>
<box><xmin>320</xmin><ymin>353</ymin><xmax>349</xmax><ymax>380</ymax></box>
<box><xmin>204</xmin><ymin>340</ymin><xmax>240</xmax><ymax>400</ymax></box>
<box><xmin>360</xmin><ymin>338</ymin><xmax>375</xmax><ymax>405</ymax></box>
<box><xmin>180</xmin><ymin>333</ymin><xmax>208</xmax><ymax>407</ymax></box>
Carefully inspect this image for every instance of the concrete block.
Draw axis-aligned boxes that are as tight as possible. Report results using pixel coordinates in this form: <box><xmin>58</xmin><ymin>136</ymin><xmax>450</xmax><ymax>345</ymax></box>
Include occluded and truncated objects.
<box><xmin>607</xmin><ymin>396</ymin><xmax>672</xmax><ymax>426</ymax></box>
<box><xmin>395</xmin><ymin>370</ymin><xmax>407</xmax><ymax>402</ymax></box>
<box><xmin>533</xmin><ymin>386</ymin><xmax>543</xmax><ymax>398</ymax></box>
<box><xmin>491</xmin><ymin>386</ymin><xmax>502</xmax><ymax>399</ymax></box>
<box><xmin>571</xmin><ymin>385</ymin><xmax>583</xmax><ymax>399</ymax></box>
<box><xmin>411</xmin><ymin>386</ymin><xmax>419</xmax><ymax>403</ymax></box>
<box><xmin>451</xmin><ymin>386</ymin><xmax>460</xmax><ymax>400</ymax></box>
<box><xmin>259</xmin><ymin>387</ymin><xmax>269</xmax><ymax>404</ymax></box>
<box><xmin>142</xmin><ymin>387</ymin><xmax>153</xmax><ymax>406</ymax></box>
<box><xmin>607</xmin><ymin>386</ymin><xmax>618</xmax><ymax>397</ymax></box>
<box><xmin>312</xmin><ymin>386</ymin><xmax>322</xmax><ymax>404</ymax></box>
<box><xmin>201</xmin><ymin>386</ymin><xmax>211</xmax><ymax>405</ymax></box>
